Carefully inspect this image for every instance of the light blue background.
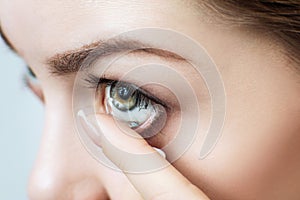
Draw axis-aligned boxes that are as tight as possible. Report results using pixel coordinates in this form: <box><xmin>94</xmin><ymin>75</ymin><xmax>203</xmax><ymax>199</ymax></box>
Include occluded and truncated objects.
<box><xmin>0</xmin><ymin>38</ymin><xmax>43</xmax><ymax>199</ymax></box>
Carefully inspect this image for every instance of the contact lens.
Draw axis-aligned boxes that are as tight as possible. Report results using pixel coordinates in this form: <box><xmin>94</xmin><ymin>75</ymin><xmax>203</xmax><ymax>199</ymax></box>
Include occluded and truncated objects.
<box><xmin>104</xmin><ymin>84</ymin><xmax>167</xmax><ymax>138</ymax></box>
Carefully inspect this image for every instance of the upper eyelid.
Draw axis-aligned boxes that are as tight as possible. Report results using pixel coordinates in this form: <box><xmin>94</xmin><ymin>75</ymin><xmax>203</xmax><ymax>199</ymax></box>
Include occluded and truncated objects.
<box><xmin>83</xmin><ymin>74</ymin><xmax>114</xmax><ymax>88</ymax></box>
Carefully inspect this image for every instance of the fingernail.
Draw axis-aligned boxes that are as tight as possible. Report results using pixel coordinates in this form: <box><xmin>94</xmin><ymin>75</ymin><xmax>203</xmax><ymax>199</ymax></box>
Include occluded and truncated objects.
<box><xmin>153</xmin><ymin>147</ymin><xmax>166</xmax><ymax>159</ymax></box>
<box><xmin>77</xmin><ymin>109</ymin><xmax>103</xmax><ymax>148</ymax></box>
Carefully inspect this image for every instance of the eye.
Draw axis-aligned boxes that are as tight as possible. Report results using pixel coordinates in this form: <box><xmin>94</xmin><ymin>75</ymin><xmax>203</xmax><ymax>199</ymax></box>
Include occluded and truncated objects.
<box><xmin>95</xmin><ymin>79</ymin><xmax>167</xmax><ymax>138</ymax></box>
<box><xmin>24</xmin><ymin>66</ymin><xmax>44</xmax><ymax>102</ymax></box>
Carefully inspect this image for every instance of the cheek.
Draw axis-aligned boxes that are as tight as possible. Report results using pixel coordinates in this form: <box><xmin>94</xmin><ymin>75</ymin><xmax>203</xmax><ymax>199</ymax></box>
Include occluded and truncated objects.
<box><xmin>170</xmin><ymin>66</ymin><xmax>300</xmax><ymax>199</ymax></box>
<box><xmin>171</xmin><ymin>102</ymin><xmax>300</xmax><ymax>199</ymax></box>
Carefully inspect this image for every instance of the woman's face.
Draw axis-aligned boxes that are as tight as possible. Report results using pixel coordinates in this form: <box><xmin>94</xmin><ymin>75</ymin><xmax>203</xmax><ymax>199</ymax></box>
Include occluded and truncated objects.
<box><xmin>1</xmin><ymin>0</ymin><xmax>300</xmax><ymax>199</ymax></box>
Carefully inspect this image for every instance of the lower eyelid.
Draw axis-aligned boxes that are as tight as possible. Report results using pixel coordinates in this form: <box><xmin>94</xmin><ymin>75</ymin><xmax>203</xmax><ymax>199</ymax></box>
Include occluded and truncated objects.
<box><xmin>133</xmin><ymin>104</ymin><xmax>167</xmax><ymax>138</ymax></box>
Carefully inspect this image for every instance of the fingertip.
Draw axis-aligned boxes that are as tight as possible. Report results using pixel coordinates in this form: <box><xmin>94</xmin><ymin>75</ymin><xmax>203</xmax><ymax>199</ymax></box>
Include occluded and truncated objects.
<box><xmin>95</xmin><ymin>114</ymin><xmax>171</xmax><ymax>173</ymax></box>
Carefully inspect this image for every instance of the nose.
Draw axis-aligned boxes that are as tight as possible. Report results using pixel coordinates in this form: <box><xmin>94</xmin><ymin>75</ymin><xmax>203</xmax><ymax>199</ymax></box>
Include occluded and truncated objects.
<box><xmin>27</xmin><ymin>105</ymin><xmax>109</xmax><ymax>200</ymax></box>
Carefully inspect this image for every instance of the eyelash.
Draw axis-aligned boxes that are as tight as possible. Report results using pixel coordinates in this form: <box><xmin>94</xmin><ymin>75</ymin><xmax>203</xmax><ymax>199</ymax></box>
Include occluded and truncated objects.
<box><xmin>83</xmin><ymin>74</ymin><xmax>167</xmax><ymax>108</ymax></box>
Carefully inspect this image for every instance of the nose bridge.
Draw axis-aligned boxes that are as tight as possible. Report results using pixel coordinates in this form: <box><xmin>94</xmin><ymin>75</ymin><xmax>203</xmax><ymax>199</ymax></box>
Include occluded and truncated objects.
<box><xmin>27</xmin><ymin>104</ymin><xmax>107</xmax><ymax>199</ymax></box>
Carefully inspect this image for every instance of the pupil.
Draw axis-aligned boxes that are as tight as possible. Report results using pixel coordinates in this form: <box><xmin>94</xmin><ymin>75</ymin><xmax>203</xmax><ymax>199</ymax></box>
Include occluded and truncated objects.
<box><xmin>117</xmin><ymin>84</ymin><xmax>134</xmax><ymax>100</ymax></box>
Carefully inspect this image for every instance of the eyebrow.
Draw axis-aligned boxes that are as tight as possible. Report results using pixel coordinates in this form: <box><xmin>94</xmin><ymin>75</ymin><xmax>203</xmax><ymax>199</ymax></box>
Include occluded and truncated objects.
<box><xmin>0</xmin><ymin>25</ymin><xmax>16</xmax><ymax>52</ymax></box>
<box><xmin>47</xmin><ymin>38</ymin><xmax>185</xmax><ymax>76</ymax></box>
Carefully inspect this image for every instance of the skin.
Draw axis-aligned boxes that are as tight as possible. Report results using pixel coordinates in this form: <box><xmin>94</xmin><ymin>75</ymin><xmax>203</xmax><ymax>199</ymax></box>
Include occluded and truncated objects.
<box><xmin>1</xmin><ymin>0</ymin><xmax>300</xmax><ymax>199</ymax></box>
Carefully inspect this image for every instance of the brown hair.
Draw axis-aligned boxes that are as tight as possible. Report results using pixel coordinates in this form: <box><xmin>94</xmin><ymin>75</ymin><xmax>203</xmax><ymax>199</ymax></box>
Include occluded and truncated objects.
<box><xmin>200</xmin><ymin>0</ymin><xmax>300</xmax><ymax>67</ymax></box>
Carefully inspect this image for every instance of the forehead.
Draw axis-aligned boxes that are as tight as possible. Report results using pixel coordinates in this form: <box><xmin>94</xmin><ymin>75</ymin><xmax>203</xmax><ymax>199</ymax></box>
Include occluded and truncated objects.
<box><xmin>0</xmin><ymin>0</ymin><xmax>192</xmax><ymax>64</ymax></box>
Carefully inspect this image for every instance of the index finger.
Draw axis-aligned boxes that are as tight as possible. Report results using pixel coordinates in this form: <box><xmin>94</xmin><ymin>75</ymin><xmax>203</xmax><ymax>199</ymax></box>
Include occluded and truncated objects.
<box><xmin>96</xmin><ymin>114</ymin><xmax>210</xmax><ymax>200</ymax></box>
